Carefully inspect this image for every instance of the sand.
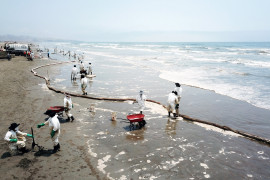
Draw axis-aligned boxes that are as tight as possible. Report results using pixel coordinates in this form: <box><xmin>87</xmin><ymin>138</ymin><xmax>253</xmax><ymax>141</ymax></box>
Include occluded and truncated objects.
<box><xmin>0</xmin><ymin>56</ymin><xmax>98</xmax><ymax>179</ymax></box>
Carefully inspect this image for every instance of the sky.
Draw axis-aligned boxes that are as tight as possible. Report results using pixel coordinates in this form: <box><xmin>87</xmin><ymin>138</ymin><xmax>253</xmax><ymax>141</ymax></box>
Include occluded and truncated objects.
<box><xmin>1</xmin><ymin>0</ymin><xmax>270</xmax><ymax>42</ymax></box>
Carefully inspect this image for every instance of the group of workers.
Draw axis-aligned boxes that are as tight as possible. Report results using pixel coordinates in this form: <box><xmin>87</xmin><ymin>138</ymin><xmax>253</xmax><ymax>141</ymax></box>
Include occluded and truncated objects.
<box><xmin>4</xmin><ymin>93</ymin><xmax>74</xmax><ymax>155</ymax></box>
<box><xmin>133</xmin><ymin>83</ymin><xmax>182</xmax><ymax>118</ymax></box>
<box><xmin>4</xmin><ymin>56</ymin><xmax>182</xmax><ymax>156</ymax></box>
<box><xmin>71</xmin><ymin>61</ymin><xmax>93</xmax><ymax>95</ymax></box>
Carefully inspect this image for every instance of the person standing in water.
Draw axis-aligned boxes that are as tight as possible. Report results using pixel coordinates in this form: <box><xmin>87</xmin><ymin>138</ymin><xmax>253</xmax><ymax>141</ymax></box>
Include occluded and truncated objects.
<box><xmin>71</xmin><ymin>65</ymin><xmax>77</xmax><ymax>80</ymax></box>
<box><xmin>81</xmin><ymin>74</ymin><xmax>88</xmax><ymax>95</ymax></box>
<box><xmin>79</xmin><ymin>61</ymin><xmax>86</xmax><ymax>74</ymax></box>
<box><xmin>87</xmin><ymin>63</ymin><xmax>93</xmax><ymax>75</ymax></box>
<box><xmin>134</xmin><ymin>90</ymin><xmax>147</xmax><ymax>114</ymax></box>
<box><xmin>167</xmin><ymin>91</ymin><xmax>178</xmax><ymax>118</ymax></box>
<box><xmin>174</xmin><ymin>83</ymin><xmax>182</xmax><ymax>117</ymax></box>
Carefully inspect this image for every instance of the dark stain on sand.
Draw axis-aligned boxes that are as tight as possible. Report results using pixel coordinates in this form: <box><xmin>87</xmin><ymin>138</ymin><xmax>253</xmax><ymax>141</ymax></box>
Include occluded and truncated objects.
<box><xmin>16</xmin><ymin>158</ymin><xmax>34</xmax><ymax>169</ymax></box>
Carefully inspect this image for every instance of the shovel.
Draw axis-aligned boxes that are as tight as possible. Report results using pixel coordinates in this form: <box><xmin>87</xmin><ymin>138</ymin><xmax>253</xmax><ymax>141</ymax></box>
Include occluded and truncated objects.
<box><xmin>31</xmin><ymin>127</ymin><xmax>43</xmax><ymax>151</ymax></box>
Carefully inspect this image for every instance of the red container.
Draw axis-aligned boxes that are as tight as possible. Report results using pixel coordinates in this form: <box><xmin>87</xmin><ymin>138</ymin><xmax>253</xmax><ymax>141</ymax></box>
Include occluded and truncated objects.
<box><xmin>48</xmin><ymin>106</ymin><xmax>65</xmax><ymax>113</ymax></box>
<box><xmin>127</xmin><ymin>114</ymin><xmax>145</xmax><ymax>123</ymax></box>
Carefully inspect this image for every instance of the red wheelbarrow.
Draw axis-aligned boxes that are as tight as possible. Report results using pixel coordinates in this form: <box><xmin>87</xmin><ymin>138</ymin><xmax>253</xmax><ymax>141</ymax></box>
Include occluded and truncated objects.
<box><xmin>127</xmin><ymin>114</ymin><xmax>146</xmax><ymax>131</ymax></box>
<box><xmin>44</xmin><ymin>106</ymin><xmax>65</xmax><ymax>117</ymax></box>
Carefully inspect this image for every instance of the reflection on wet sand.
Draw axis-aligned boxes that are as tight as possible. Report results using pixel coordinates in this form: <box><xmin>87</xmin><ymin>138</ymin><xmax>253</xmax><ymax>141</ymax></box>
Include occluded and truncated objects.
<box><xmin>88</xmin><ymin>104</ymin><xmax>96</xmax><ymax>117</ymax></box>
<box><xmin>165</xmin><ymin>119</ymin><xmax>179</xmax><ymax>136</ymax></box>
<box><xmin>125</xmin><ymin>128</ymin><xmax>145</xmax><ymax>141</ymax></box>
<box><xmin>111</xmin><ymin>119</ymin><xmax>117</xmax><ymax>127</ymax></box>
<box><xmin>71</xmin><ymin>79</ymin><xmax>78</xmax><ymax>86</ymax></box>
<box><xmin>88</xmin><ymin>78</ymin><xmax>93</xmax><ymax>87</ymax></box>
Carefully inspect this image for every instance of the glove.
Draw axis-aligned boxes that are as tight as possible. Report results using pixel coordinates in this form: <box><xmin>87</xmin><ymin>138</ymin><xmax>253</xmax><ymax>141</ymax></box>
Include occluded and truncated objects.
<box><xmin>27</xmin><ymin>134</ymin><xmax>33</xmax><ymax>138</ymax></box>
<box><xmin>51</xmin><ymin>130</ymin><xmax>56</xmax><ymax>138</ymax></box>
<box><xmin>10</xmin><ymin>139</ymin><xmax>17</xmax><ymax>142</ymax></box>
<box><xmin>37</xmin><ymin>123</ymin><xmax>45</xmax><ymax>128</ymax></box>
<box><xmin>175</xmin><ymin>104</ymin><xmax>179</xmax><ymax>109</ymax></box>
<box><xmin>72</xmin><ymin>104</ymin><xmax>74</xmax><ymax>108</ymax></box>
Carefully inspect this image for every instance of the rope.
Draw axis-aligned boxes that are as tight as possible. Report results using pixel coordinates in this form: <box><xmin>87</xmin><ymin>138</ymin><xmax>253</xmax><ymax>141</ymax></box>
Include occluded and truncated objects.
<box><xmin>31</xmin><ymin>61</ymin><xmax>270</xmax><ymax>146</ymax></box>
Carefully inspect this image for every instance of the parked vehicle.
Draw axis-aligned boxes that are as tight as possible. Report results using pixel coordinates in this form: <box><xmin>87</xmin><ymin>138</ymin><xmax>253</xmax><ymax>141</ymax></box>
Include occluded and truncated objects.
<box><xmin>6</xmin><ymin>43</ymin><xmax>29</xmax><ymax>56</ymax></box>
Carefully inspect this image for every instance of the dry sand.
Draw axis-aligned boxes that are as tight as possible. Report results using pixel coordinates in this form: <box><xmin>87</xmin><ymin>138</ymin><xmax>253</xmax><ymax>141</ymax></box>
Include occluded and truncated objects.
<box><xmin>0</xmin><ymin>56</ymin><xmax>98</xmax><ymax>179</ymax></box>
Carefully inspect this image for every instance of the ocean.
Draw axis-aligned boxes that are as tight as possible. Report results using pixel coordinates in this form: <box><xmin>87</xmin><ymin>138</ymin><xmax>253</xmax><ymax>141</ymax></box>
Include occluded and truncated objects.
<box><xmin>37</xmin><ymin>41</ymin><xmax>270</xmax><ymax>179</ymax></box>
<box><xmin>41</xmin><ymin>42</ymin><xmax>270</xmax><ymax>110</ymax></box>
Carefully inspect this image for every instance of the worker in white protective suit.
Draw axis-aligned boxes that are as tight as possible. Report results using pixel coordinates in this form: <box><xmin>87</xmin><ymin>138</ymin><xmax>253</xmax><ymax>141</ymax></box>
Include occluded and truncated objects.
<box><xmin>81</xmin><ymin>74</ymin><xmax>88</xmax><ymax>95</ymax></box>
<box><xmin>4</xmin><ymin>123</ymin><xmax>33</xmax><ymax>155</ymax></box>
<box><xmin>87</xmin><ymin>63</ymin><xmax>93</xmax><ymax>75</ymax></box>
<box><xmin>167</xmin><ymin>91</ymin><xmax>179</xmax><ymax>118</ymax></box>
<box><xmin>174</xmin><ymin>83</ymin><xmax>183</xmax><ymax>117</ymax></box>
<box><xmin>71</xmin><ymin>65</ymin><xmax>77</xmax><ymax>80</ymax></box>
<box><xmin>37</xmin><ymin>112</ymin><xmax>61</xmax><ymax>153</ymax></box>
<box><xmin>134</xmin><ymin>90</ymin><xmax>147</xmax><ymax>114</ymax></box>
<box><xmin>64</xmin><ymin>94</ymin><xmax>75</xmax><ymax>122</ymax></box>
<box><xmin>79</xmin><ymin>61</ymin><xmax>86</xmax><ymax>74</ymax></box>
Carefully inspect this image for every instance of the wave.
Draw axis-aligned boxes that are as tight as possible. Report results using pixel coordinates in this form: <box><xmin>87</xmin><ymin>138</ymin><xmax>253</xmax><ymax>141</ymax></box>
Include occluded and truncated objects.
<box><xmin>229</xmin><ymin>59</ymin><xmax>270</xmax><ymax>68</ymax></box>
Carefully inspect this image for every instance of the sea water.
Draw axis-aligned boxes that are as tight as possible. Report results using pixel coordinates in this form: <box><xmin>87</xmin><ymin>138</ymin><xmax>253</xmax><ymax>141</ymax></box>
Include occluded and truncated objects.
<box><xmin>41</xmin><ymin>42</ymin><xmax>270</xmax><ymax>110</ymax></box>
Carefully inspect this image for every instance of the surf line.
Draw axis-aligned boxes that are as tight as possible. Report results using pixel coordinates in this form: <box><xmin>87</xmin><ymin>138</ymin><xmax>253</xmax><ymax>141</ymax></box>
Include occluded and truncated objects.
<box><xmin>31</xmin><ymin>62</ymin><xmax>270</xmax><ymax>147</ymax></box>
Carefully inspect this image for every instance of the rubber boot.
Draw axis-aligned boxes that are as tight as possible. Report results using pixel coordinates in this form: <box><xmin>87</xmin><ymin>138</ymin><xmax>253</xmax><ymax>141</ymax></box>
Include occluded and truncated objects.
<box><xmin>67</xmin><ymin>117</ymin><xmax>70</xmax><ymax>122</ymax></box>
<box><xmin>168</xmin><ymin>112</ymin><xmax>171</xmax><ymax>117</ymax></box>
<box><xmin>71</xmin><ymin>116</ymin><xmax>75</xmax><ymax>122</ymax></box>
<box><xmin>53</xmin><ymin>146</ymin><xmax>57</xmax><ymax>153</ymax></box>
<box><xmin>140</xmin><ymin>111</ymin><xmax>142</xmax><ymax>114</ymax></box>
<box><xmin>53</xmin><ymin>143</ymin><xmax>60</xmax><ymax>153</ymax></box>
<box><xmin>56</xmin><ymin>143</ymin><xmax>60</xmax><ymax>151</ymax></box>
<box><xmin>173</xmin><ymin>113</ymin><xmax>177</xmax><ymax>118</ymax></box>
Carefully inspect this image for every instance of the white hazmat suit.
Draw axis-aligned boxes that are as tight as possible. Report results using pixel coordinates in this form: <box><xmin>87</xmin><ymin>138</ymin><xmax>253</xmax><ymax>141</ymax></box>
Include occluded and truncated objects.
<box><xmin>88</xmin><ymin>64</ymin><xmax>92</xmax><ymax>75</ymax></box>
<box><xmin>79</xmin><ymin>62</ymin><xmax>85</xmax><ymax>73</ymax></box>
<box><xmin>81</xmin><ymin>77</ymin><xmax>88</xmax><ymax>95</ymax></box>
<box><xmin>44</xmin><ymin>114</ymin><xmax>61</xmax><ymax>146</ymax></box>
<box><xmin>135</xmin><ymin>93</ymin><xmax>147</xmax><ymax>113</ymax></box>
<box><xmin>167</xmin><ymin>92</ymin><xmax>179</xmax><ymax>115</ymax></box>
<box><xmin>71</xmin><ymin>66</ymin><xmax>77</xmax><ymax>80</ymax></box>
<box><xmin>4</xmin><ymin>129</ymin><xmax>26</xmax><ymax>153</ymax></box>
<box><xmin>64</xmin><ymin>96</ymin><xmax>74</xmax><ymax>121</ymax></box>
<box><xmin>174</xmin><ymin>85</ymin><xmax>183</xmax><ymax>116</ymax></box>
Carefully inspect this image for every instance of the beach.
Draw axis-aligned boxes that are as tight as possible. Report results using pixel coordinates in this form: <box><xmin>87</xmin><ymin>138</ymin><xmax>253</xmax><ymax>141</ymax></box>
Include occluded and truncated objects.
<box><xmin>1</xmin><ymin>42</ymin><xmax>270</xmax><ymax>179</ymax></box>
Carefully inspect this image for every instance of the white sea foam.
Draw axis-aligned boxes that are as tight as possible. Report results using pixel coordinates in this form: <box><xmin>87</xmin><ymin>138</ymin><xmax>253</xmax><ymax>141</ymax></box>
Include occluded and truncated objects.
<box><xmin>115</xmin><ymin>151</ymin><xmax>126</xmax><ymax>159</ymax></box>
<box><xmin>200</xmin><ymin>163</ymin><xmax>209</xmax><ymax>169</ymax></box>
<box><xmin>86</xmin><ymin>140</ymin><xmax>97</xmax><ymax>157</ymax></box>
<box><xmin>193</xmin><ymin>122</ymin><xmax>240</xmax><ymax>137</ymax></box>
<box><xmin>145</xmin><ymin>102</ymin><xmax>167</xmax><ymax>115</ymax></box>
<box><xmin>119</xmin><ymin>175</ymin><xmax>127</xmax><ymax>180</ymax></box>
<box><xmin>97</xmin><ymin>155</ymin><xmax>111</xmax><ymax>174</ymax></box>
